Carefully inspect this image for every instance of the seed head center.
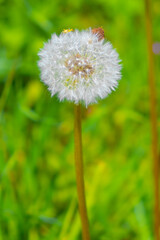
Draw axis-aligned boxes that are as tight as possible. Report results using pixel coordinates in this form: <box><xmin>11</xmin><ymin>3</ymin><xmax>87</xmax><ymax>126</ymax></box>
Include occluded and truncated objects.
<box><xmin>65</xmin><ymin>54</ymin><xmax>94</xmax><ymax>79</ymax></box>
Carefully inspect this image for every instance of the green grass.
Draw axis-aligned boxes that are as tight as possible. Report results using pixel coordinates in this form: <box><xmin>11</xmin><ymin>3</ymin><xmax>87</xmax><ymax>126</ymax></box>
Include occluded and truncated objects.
<box><xmin>0</xmin><ymin>0</ymin><xmax>160</xmax><ymax>239</ymax></box>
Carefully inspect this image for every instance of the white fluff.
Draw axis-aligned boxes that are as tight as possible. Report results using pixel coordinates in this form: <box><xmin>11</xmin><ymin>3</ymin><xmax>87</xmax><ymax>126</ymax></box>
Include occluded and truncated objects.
<box><xmin>38</xmin><ymin>28</ymin><xmax>122</xmax><ymax>107</ymax></box>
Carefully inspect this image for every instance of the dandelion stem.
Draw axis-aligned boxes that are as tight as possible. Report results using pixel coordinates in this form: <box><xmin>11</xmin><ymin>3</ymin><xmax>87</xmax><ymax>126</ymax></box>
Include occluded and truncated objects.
<box><xmin>144</xmin><ymin>0</ymin><xmax>159</xmax><ymax>239</ymax></box>
<box><xmin>74</xmin><ymin>104</ymin><xmax>90</xmax><ymax>240</ymax></box>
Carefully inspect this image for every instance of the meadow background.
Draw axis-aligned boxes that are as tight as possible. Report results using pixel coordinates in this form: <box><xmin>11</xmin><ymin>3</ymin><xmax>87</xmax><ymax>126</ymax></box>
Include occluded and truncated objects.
<box><xmin>0</xmin><ymin>0</ymin><xmax>160</xmax><ymax>239</ymax></box>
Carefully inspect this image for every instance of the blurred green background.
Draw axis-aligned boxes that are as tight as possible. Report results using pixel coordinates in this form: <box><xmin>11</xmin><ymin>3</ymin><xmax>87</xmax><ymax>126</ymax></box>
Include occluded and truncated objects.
<box><xmin>0</xmin><ymin>0</ymin><xmax>160</xmax><ymax>239</ymax></box>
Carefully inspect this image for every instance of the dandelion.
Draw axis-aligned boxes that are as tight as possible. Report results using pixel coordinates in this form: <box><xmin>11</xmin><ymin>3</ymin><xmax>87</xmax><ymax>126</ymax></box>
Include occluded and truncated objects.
<box><xmin>38</xmin><ymin>28</ymin><xmax>122</xmax><ymax>240</ymax></box>
<box><xmin>38</xmin><ymin>28</ymin><xmax>121</xmax><ymax>107</ymax></box>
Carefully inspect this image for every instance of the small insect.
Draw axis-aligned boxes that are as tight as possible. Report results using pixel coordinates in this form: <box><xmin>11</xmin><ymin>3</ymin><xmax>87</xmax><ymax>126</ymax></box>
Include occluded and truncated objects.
<box><xmin>92</xmin><ymin>27</ymin><xmax>105</xmax><ymax>41</ymax></box>
<box><xmin>62</xmin><ymin>29</ymin><xmax>74</xmax><ymax>33</ymax></box>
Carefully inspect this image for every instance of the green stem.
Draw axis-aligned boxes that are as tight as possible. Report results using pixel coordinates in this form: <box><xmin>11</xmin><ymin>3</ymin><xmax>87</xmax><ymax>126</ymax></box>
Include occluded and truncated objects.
<box><xmin>74</xmin><ymin>104</ymin><xmax>90</xmax><ymax>240</ymax></box>
<box><xmin>144</xmin><ymin>1</ymin><xmax>159</xmax><ymax>239</ymax></box>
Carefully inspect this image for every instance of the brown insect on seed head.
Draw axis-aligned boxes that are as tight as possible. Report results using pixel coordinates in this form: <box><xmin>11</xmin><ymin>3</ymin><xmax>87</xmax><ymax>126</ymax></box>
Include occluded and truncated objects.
<box><xmin>92</xmin><ymin>27</ymin><xmax>105</xmax><ymax>41</ymax></box>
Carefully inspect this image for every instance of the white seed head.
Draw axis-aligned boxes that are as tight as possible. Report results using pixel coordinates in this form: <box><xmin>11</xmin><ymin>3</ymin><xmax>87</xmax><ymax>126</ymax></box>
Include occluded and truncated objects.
<box><xmin>38</xmin><ymin>28</ymin><xmax>122</xmax><ymax>106</ymax></box>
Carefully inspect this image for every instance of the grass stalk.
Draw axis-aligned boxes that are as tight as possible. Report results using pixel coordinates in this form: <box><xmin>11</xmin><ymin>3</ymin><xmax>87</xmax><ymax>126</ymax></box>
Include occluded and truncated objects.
<box><xmin>144</xmin><ymin>0</ymin><xmax>159</xmax><ymax>239</ymax></box>
<box><xmin>0</xmin><ymin>64</ymin><xmax>15</xmax><ymax>113</ymax></box>
<box><xmin>74</xmin><ymin>104</ymin><xmax>90</xmax><ymax>240</ymax></box>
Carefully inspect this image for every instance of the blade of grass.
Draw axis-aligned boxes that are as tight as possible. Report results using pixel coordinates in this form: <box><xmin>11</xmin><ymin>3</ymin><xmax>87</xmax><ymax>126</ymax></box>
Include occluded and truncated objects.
<box><xmin>0</xmin><ymin>63</ymin><xmax>16</xmax><ymax>114</ymax></box>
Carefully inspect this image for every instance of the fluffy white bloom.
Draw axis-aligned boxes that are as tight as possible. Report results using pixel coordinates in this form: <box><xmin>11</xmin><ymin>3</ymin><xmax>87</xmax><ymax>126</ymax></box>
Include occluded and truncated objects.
<box><xmin>38</xmin><ymin>28</ymin><xmax>121</xmax><ymax>106</ymax></box>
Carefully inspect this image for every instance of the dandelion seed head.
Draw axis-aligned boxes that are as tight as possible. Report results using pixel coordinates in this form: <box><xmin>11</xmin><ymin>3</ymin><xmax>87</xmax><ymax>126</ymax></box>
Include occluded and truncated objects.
<box><xmin>38</xmin><ymin>28</ymin><xmax>122</xmax><ymax>106</ymax></box>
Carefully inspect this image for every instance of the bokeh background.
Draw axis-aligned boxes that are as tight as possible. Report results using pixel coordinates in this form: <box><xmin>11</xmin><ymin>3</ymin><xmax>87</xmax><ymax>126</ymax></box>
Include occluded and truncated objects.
<box><xmin>0</xmin><ymin>0</ymin><xmax>160</xmax><ymax>239</ymax></box>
